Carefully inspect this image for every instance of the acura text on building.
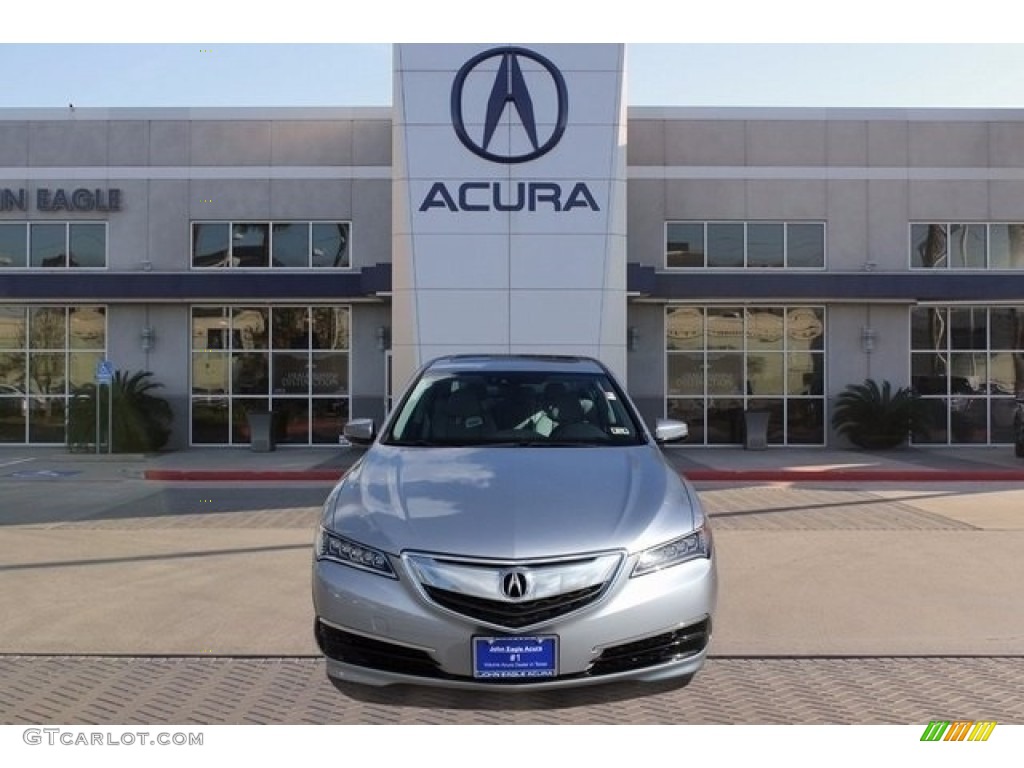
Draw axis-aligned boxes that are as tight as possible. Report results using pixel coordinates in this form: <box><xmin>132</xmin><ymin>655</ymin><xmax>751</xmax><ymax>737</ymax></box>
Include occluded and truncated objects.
<box><xmin>418</xmin><ymin>181</ymin><xmax>599</xmax><ymax>212</ymax></box>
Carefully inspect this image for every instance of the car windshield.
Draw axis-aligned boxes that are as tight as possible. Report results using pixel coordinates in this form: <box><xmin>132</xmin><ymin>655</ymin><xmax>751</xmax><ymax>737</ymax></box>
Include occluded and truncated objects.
<box><xmin>383</xmin><ymin>370</ymin><xmax>647</xmax><ymax>447</ymax></box>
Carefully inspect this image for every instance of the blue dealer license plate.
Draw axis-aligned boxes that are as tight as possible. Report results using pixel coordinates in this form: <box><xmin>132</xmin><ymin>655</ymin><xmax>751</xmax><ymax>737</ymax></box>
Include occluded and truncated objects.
<box><xmin>472</xmin><ymin>636</ymin><xmax>558</xmax><ymax>679</ymax></box>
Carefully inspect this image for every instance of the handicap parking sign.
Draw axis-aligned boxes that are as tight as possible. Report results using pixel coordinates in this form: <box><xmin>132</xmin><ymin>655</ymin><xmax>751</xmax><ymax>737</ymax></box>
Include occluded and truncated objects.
<box><xmin>96</xmin><ymin>359</ymin><xmax>115</xmax><ymax>384</ymax></box>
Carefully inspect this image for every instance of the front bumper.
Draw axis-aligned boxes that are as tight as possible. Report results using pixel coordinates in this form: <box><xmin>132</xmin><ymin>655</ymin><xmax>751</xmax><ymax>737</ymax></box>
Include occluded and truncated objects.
<box><xmin>312</xmin><ymin>552</ymin><xmax>716</xmax><ymax>690</ymax></box>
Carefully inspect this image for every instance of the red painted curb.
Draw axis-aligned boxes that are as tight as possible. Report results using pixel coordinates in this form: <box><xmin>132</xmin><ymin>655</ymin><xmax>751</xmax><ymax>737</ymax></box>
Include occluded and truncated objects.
<box><xmin>144</xmin><ymin>469</ymin><xmax>344</xmax><ymax>482</ymax></box>
<box><xmin>681</xmin><ymin>469</ymin><xmax>1024</xmax><ymax>482</ymax></box>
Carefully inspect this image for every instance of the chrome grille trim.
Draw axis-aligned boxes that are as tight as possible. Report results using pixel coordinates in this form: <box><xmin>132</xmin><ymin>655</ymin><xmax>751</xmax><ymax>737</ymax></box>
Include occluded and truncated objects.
<box><xmin>402</xmin><ymin>551</ymin><xmax>624</xmax><ymax>630</ymax></box>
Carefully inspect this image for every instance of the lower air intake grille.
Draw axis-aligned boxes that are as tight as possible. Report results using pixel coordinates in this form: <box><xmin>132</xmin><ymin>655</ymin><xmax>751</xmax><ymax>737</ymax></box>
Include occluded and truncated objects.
<box><xmin>590</xmin><ymin>618</ymin><xmax>711</xmax><ymax>676</ymax></box>
<box><xmin>315</xmin><ymin>620</ymin><xmax>441</xmax><ymax>678</ymax></box>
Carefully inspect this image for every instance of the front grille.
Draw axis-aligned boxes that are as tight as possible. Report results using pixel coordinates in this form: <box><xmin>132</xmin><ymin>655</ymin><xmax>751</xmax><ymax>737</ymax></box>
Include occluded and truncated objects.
<box><xmin>589</xmin><ymin>618</ymin><xmax>711</xmax><ymax>677</ymax></box>
<box><xmin>315</xmin><ymin>620</ymin><xmax>442</xmax><ymax>678</ymax></box>
<box><xmin>422</xmin><ymin>584</ymin><xmax>605</xmax><ymax>629</ymax></box>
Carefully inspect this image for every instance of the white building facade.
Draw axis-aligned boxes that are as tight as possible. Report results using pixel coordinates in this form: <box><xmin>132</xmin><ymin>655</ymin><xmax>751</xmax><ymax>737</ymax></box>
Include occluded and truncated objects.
<box><xmin>0</xmin><ymin>43</ymin><xmax>1022</xmax><ymax>448</ymax></box>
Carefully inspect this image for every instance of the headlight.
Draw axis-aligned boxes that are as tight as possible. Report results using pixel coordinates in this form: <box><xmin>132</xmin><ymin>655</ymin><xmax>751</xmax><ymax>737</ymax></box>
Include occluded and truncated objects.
<box><xmin>632</xmin><ymin>525</ymin><xmax>712</xmax><ymax>577</ymax></box>
<box><xmin>316</xmin><ymin>526</ymin><xmax>396</xmax><ymax>579</ymax></box>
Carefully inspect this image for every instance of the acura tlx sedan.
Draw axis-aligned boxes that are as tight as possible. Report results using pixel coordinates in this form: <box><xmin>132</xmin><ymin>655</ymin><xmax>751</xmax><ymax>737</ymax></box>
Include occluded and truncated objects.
<box><xmin>312</xmin><ymin>354</ymin><xmax>716</xmax><ymax>690</ymax></box>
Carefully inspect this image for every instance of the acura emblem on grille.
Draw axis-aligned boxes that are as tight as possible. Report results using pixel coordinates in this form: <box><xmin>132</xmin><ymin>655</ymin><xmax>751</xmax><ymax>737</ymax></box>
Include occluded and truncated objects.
<box><xmin>501</xmin><ymin>570</ymin><xmax>529</xmax><ymax>600</ymax></box>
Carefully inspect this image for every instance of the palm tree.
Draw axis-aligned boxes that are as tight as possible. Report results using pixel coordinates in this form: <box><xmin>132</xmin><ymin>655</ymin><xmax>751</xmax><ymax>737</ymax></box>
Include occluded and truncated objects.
<box><xmin>831</xmin><ymin>379</ymin><xmax>926</xmax><ymax>450</ymax></box>
<box><xmin>69</xmin><ymin>370</ymin><xmax>173</xmax><ymax>452</ymax></box>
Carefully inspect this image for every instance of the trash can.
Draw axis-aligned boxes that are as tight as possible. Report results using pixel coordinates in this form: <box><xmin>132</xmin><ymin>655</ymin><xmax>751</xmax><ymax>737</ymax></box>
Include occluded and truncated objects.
<box><xmin>743</xmin><ymin>410</ymin><xmax>770</xmax><ymax>451</ymax></box>
<box><xmin>247</xmin><ymin>410</ymin><xmax>276</xmax><ymax>452</ymax></box>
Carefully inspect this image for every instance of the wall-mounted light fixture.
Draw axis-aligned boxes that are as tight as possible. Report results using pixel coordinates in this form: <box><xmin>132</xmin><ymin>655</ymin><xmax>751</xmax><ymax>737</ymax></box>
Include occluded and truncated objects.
<box><xmin>861</xmin><ymin>326</ymin><xmax>876</xmax><ymax>354</ymax></box>
<box><xmin>627</xmin><ymin>326</ymin><xmax>639</xmax><ymax>351</ymax></box>
<box><xmin>376</xmin><ymin>325</ymin><xmax>391</xmax><ymax>351</ymax></box>
<box><xmin>141</xmin><ymin>325</ymin><xmax>156</xmax><ymax>352</ymax></box>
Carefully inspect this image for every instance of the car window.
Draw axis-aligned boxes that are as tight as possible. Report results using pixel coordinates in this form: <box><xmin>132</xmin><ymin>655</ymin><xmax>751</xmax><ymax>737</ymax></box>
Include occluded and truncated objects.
<box><xmin>383</xmin><ymin>370</ymin><xmax>647</xmax><ymax>446</ymax></box>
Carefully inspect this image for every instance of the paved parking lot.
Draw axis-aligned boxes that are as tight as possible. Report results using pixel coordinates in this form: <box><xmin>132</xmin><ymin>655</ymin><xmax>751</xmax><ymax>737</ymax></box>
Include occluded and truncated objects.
<box><xmin>2</xmin><ymin>655</ymin><xmax>1022</xmax><ymax>725</ymax></box>
<box><xmin>1</xmin><ymin>447</ymin><xmax>1022</xmax><ymax>724</ymax></box>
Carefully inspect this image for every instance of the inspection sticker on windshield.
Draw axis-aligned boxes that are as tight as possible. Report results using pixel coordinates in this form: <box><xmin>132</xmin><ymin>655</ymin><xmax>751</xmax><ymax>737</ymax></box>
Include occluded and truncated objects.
<box><xmin>473</xmin><ymin>636</ymin><xmax>558</xmax><ymax>678</ymax></box>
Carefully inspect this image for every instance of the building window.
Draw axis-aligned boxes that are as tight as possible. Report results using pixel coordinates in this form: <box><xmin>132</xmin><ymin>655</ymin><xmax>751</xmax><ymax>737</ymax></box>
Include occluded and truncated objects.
<box><xmin>0</xmin><ymin>223</ymin><xmax>106</xmax><ymax>268</ymax></box>
<box><xmin>666</xmin><ymin>222</ymin><xmax>824</xmax><ymax>269</ymax></box>
<box><xmin>910</xmin><ymin>223</ymin><xmax>1024</xmax><ymax>269</ymax></box>
<box><xmin>911</xmin><ymin>305</ymin><xmax>1024</xmax><ymax>445</ymax></box>
<box><xmin>0</xmin><ymin>305</ymin><xmax>107</xmax><ymax>444</ymax></box>
<box><xmin>191</xmin><ymin>221</ymin><xmax>351</xmax><ymax>269</ymax></box>
<box><xmin>665</xmin><ymin>305</ymin><xmax>826</xmax><ymax>445</ymax></box>
<box><xmin>190</xmin><ymin>305</ymin><xmax>351</xmax><ymax>445</ymax></box>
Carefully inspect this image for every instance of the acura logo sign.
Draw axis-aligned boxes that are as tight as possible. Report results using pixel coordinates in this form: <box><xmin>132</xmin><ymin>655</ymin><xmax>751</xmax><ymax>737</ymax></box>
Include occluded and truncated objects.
<box><xmin>451</xmin><ymin>46</ymin><xmax>568</xmax><ymax>164</ymax></box>
<box><xmin>501</xmin><ymin>570</ymin><xmax>530</xmax><ymax>600</ymax></box>
<box><xmin>419</xmin><ymin>46</ymin><xmax>598</xmax><ymax>213</ymax></box>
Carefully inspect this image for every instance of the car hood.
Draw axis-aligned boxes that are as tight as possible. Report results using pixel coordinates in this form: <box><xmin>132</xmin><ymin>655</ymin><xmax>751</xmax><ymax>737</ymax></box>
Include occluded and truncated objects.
<box><xmin>325</xmin><ymin>445</ymin><xmax>699</xmax><ymax>560</ymax></box>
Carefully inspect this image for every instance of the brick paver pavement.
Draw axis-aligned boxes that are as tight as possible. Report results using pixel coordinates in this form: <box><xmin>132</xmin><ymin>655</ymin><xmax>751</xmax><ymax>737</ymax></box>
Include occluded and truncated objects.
<box><xmin>0</xmin><ymin>655</ymin><xmax>1020</xmax><ymax>725</ymax></box>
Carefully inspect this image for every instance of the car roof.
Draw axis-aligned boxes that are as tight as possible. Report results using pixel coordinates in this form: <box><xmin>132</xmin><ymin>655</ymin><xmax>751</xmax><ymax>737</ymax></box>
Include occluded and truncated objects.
<box><xmin>424</xmin><ymin>354</ymin><xmax>608</xmax><ymax>376</ymax></box>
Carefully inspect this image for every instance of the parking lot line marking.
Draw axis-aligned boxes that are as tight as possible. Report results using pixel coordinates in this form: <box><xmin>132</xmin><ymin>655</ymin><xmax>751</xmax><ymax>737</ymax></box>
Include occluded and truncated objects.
<box><xmin>0</xmin><ymin>458</ymin><xmax>34</xmax><ymax>468</ymax></box>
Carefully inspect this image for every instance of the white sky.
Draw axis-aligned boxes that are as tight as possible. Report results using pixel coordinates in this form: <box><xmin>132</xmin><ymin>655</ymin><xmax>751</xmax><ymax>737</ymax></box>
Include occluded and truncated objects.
<box><xmin>3</xmin><ymin>2</ymin><xmax>1024</xmax><ymax>109</ymax></box>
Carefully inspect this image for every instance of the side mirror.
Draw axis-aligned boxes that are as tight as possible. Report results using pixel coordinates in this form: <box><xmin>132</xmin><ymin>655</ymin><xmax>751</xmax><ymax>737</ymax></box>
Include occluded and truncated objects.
<box><xmin>654</xmin><ymin>418</ymin><xmax>688</xmax><ymax>444</ymax></box>
<box><xmin>343</xmin><ymin>418</ymin><xmax>377</xmax><ymax>446</ymax></box>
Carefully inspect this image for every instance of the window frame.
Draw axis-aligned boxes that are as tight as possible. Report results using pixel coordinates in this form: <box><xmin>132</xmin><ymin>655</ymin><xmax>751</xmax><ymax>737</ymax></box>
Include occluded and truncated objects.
<box><xmin>665</xmin><ymin>221</ymin><xmax>826</xmax><ymax>270</ymax></box>
<box><xmin>909</xmin><ymin>222</ymin><xmax>1024</xmax><ymax>270</ymax></box>
<box><xmin>0</xmin><ymin>222</ymin><xmax>108</xmax><ymax>270</ymax></box>
<box><xmin>190</xmin><ymin>220</ymin><xmax>353</xmax><ymax>270</ymax></box>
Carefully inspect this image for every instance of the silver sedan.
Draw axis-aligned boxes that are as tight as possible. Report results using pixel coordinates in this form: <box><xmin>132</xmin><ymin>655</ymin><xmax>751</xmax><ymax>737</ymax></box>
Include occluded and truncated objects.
<box><xmin>313</xmin><ymin>355</ymin><xmax>716</xmax><ymax>690</ymax></box>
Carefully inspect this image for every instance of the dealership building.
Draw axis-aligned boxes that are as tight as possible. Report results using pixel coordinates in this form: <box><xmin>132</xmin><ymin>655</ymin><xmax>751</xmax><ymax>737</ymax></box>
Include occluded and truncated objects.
<box><xmin>1</xmin><ymin>43</ymin><xmax>1023</xmax><ymax>449</ymax></box>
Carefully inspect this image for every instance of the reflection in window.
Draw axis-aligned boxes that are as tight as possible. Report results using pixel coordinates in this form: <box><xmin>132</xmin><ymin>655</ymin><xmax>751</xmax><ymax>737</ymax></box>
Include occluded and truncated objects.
<box><xmin>707</xmin><ymin>223</ymin><xmax>743</xmax><ymax>268</ymax></box>
<box><xmin>0</xmin><ymin>307</ymin><xmax>23</xmax><ymax>349</ymax></box>
<box><xmin>193</xmin><ymin>221</ymin><xmax>351</xmax><ymax>269</ymax></box>
<box><xmin>232</xmin><ymin>223</ymin><xmax>269</xmax><ymax>268</ymax></box>
<box><xmin>273</xmin><ymin>308</ymin><xmax>309</xmax><ymax>350</ymax></box>
<box><xmin>0</xmin><ymin>223</ymin><xmax>105</xmax><ymax>269</ymax></box>
<box><xmin>989</xmin><ymin>225</ymin><xmax>1024</xmax><ymax>269</ymax></box>
<box><xmin>666</xmin><ymin>223</ymin><xmax>704</xmax><ymax>268</ymax></box>
<box><xmin>310</xmin><ymin>353</ymin><xmax>349</xmax><ymax>394</ymax></box>
<box><xmin>666</xmin><ymin>305</ymin><xmax>825</xmax><ymax>445</ymax></box>
<box><xmin>29</xmin><ymin>308</ymin><xmax>67</xmax><ymax>350</ymax></box>
<box><xmin>271</xmin><ymin>223</ymin><xmax>309</xmax><ymax>268</ymax></box>
<box><xmin>666</xmin><ymin>307</ymin><xmax>704</xmax><ymax>351</ymax></box>
<box><xmin>666</xmin><ymin>221</ymin><xmax>824</xmax><ymax>268</ymax></box>
<box><xmin>312</xmin><ymin>223</ymin><xmax>349</xmax><ymax>268</ymax></box>
<box><xmin>30</xmin><ymin>224</ymin><xmax>66</xmax><ymax>268</ymax></box>
<box><xmin>911</xmin><ymin>305</ymin><xmax>1024</xmax><ymax>445</ymax></box>
<box><xmin>232</xmin><ymin>352</ymin><xmax>269</xmax><ymax>395</ymax></box>
<box><xmin>192</xmin><ymin>223</ymin><xmax>230</xmax><ymax>267</ymax></box>
<box><xmin>747</xmin><ymin>223</ymin><xmax>784</xmax><ymax>267</ymax></box>
<box><xmin>69</xmin><ymin>224</ymin><xmax>106</xmax><ymax>268</ymax></box>
<box><xmin>0</xmin><ymin>224</ymin><xmax>26</xmax><ymax>268</ymax></box>
<box><xmin>312</xmin><ymin>307</ymin><xmax>349</xmax><ymax>350</ymax></box>
<box><xmin>70</xmin><ymin>307</ymin><xmax>105</xmax><ymax>349</ymax></box>
<box><xmin>912</xmin><ymin>223</ymin><xmax>1024</xmax><ymax>269</ymax></box>
<box><xmin>787</xmin><ymin>223</ymin><xmax>825</xmax><ymax>268</ymax></box>
<box><xmin>190</xmin><ymin>305</ymin><xmax>351</xmax><ymax>445</ymax></box>
<box><xmin>949</xmin><ymin>225</ymin><xmax>986</xmax><ymax>269</ymax></box>
<box><xmin>232</xmin><ymin>307</ymin><xmax>269</xmax><ymax>349</ymax></box>
<box><xmin>0</xmin><ymin>305</ymin><xmax>105</xmax><ymax>444</ymax></box>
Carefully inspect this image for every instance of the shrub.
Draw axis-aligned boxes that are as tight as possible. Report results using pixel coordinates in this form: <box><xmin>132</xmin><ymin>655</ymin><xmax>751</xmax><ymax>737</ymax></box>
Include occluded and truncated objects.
<box><xmin>831</xmin><ymin>379</ymin><xmax>925</xmax><ymax>449</ymax></box>
<box><xmin>68</xmin><ymin>370</ymin><xmax>173</xmax><ymax>452</ymax></box>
